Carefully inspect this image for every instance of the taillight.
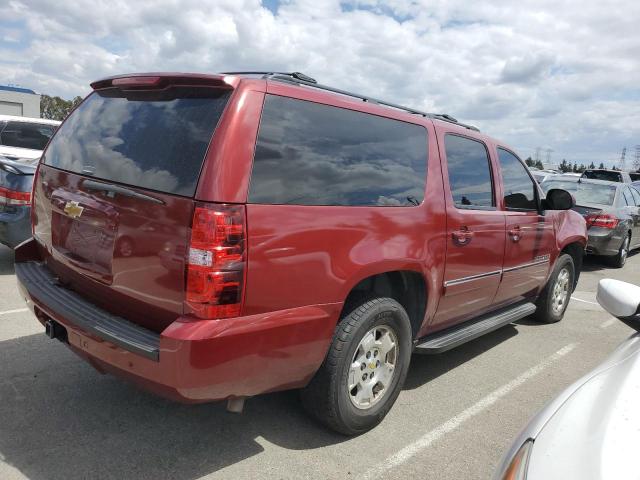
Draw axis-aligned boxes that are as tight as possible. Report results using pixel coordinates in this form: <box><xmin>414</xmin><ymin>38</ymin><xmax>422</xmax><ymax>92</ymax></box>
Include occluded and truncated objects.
<box><xmin>185</xmin><ymin>203</ymin><xmax>246</xmax><ymax>319</ymax></box>
<box><xmin>0</xmin><ymin>186</ymin><xmax>30</xmax><ymax>206</ymax></box>
<box><xmin>585</xmin><ymin>213</ymin><xmax>619</xmax><ymax>229</ymax></box>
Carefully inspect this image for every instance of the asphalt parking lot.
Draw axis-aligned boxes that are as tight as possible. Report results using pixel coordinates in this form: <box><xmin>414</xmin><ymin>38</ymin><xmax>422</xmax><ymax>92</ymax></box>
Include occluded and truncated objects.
<box><xmin>1</xmin><ymin>244</ymin><xmax>638</xmax><ymax>480</ymax></box>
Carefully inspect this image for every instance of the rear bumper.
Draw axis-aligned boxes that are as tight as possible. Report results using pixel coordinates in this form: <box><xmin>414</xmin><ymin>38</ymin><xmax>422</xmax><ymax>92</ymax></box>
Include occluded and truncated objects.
<box><xmin>586</xmin><ymin>227</ymin><xmax>624</xmax><ymax>256</ymax></box>
<box><xmin>0</xmin><ymin>206</ymin><xmax>31</xmax><ymax>249</ymax></box>
<box><xmin>16</xmin><ymin>243</ymin><xmax>339</xmax><ymax>403</ymax></box>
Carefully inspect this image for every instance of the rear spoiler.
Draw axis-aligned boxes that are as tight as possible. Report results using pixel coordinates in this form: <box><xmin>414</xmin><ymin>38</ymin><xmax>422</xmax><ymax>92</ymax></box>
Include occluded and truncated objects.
<box><xmin>90</xmin><ymin>73</ymin><xmax>238</xmax><ymax>91</ymax></box>
<box><xmin>0</xmin><ymin>156</ymin><xmax>37</xmax><ymax>175</ymax></box>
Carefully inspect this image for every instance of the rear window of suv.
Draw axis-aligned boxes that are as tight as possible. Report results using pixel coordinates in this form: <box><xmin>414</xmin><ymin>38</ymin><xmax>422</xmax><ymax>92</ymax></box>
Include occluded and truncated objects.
<box><xmin>249</xmin><ymin>95</ymin><xmax>428</xmax><ymax>206</ymax></box>
<box><xmin>0</xmin><ymin>121</ymin><xmax>57</xmax><ymax>150</ymax></box>
<box><xmin>43</xmin><ymin>87</ymin><xmax>230</xmax><ymax>197</ymax></box>
<box><xmin>581</xmin><ymin>170</ymin><xmax>622</xmax><ymax>182</ymax></box>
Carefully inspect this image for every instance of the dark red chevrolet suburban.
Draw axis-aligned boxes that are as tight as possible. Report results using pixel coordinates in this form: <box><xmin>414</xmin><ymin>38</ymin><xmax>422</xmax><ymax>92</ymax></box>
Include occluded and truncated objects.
<box><xmin>15</xmin><ymin>72</ymin><xmax>587</xmax><ymax>435</ymax></box>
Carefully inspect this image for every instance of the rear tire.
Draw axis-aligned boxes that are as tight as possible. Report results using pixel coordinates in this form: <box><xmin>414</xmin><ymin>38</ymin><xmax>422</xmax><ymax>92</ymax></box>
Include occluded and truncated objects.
<box><xmin>607</xmin><ymin>235</ymin><xmax>630</xmax><ymax>268</ymax></box>
<box><xmin>301</xmin><ymin>297</ymin><xmax>412</xmax><ymax>435</ymax></box>
<box><xmin>534</xmin><ymin>254</ymin><xmax>575</xmax><ymax>323</ymax></box>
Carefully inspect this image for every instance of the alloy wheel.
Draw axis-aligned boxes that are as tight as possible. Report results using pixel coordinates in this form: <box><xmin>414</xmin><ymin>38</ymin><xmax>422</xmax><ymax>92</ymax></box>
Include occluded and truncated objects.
<box><xmin>551</xmin><ymin>267</ymin><xmax>571</xmax><ymax>315</ymax></box>
<box><xmin>347</xmin><ymin>325</ymin><xmax>398</xmax><ymax>409</ymax></box>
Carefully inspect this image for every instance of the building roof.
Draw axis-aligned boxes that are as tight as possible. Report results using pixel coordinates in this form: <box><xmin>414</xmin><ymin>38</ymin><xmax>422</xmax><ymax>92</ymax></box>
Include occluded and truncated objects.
<box><xmin>0</xmin><ymin>85</ymin><xmax>37</xmax><ymax>95</ymax></box>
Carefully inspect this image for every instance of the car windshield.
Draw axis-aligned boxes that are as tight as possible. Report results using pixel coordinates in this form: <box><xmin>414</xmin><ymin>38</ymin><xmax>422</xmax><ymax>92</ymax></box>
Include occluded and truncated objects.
<box><xmin>582</xmin><ymin>170</ymin><xmax>622</xmax><ymax>182</ymax></box>
<box><xmin>0</xmin><ymin>121</ymin><xmax>57</xmax><ymax>150</ymax></box>
<box><xmin>542</xmin><ymin>180</ymin><xmax>617</xmax><ymax>205</ymax></box>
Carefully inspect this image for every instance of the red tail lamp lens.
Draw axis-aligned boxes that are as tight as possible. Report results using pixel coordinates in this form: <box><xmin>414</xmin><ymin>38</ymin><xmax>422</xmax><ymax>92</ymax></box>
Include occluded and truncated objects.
<box><xmin>0</xmin><ymin>186</ymin><xmax>30</xmax><ymax>206</ymax></box>
<box><xmin>185</xmin><ymin>204</ymin><xmax>245</xmax><ymax>319</ymax></box>
<box><xmin>586</xmin><ymin>214</ymin><xmax>619</xmax><ymax>229</ymax></box>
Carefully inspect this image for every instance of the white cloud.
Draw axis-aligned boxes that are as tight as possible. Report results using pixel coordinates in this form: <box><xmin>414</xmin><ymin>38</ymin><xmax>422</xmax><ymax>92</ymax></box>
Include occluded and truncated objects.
<box><xmin>0</xmin><ymin>0</ymin><xmax>638</xmax><ymax>167</ymax></box>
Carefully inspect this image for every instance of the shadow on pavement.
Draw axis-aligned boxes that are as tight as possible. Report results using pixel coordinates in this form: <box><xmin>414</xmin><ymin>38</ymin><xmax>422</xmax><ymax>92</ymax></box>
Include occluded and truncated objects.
<box><xmin>0</xmin><ymin>246</ymin><xmax>15</xmax><ymax>275</ymax></box>
<box><xmin>405</xmin><ymin>325</ymin><xmax>518</xmax><ymax>390</ymax></box>
<box><xmin>0</xmin><ymin>334</ymin><xmax>346</xmax><ymax>480</ymax></box>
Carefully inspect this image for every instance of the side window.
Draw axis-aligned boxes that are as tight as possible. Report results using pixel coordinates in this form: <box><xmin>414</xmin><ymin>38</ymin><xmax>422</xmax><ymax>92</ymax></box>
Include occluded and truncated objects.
<box><xmin>497</xmin><ymin>148</ymin><xmax>538</xmax><ymax>211</ymax></box>
<box><xmin>622</xmin><ymin>187</ymin><xmax>634</xmax><ymax>206</ymax></box>
<box><xmin>249</xmin><ymin>95</ymin><xmax>428</xmax><ymax>206</ymax></box>
<box><xmin>444</xmin><ymin>135</ymin><xmax>494</xmax><ymax>209</ymax></box>
<box><xmin>630</xmin><ymin>187</ymin><xmax>640</xmax><ymax>206</ymax></box>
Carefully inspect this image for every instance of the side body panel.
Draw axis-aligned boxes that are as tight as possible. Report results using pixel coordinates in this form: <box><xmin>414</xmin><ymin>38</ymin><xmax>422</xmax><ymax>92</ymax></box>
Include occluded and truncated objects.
<box><xmin>491</xmin><ymin>144</ymin><xmax>556</xmax><ymax>305</ymax></box>
<box><xmin>431</xmin><ymin>125</ymin><xmax>506</xmax><ymax>329</ymax></box>
<box><xmin>243</xmin><ymin>84</ymin><xmax>447</xmax><ymax>339</ymax></box>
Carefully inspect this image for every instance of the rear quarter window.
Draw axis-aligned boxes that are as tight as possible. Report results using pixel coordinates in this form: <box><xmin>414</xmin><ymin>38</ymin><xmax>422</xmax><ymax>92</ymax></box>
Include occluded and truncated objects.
<box><xmin>43</xmin><ymin>87</ymin><xmax>230</xmax><ymax>196</ymax></box>
<box><xmin>249</xmin><ymin>95</ymin><xmax>428</xmax><ymax>206</ymax></box>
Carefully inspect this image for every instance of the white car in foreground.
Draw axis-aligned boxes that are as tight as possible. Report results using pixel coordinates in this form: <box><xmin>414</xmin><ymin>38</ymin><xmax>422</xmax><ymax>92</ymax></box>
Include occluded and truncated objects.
<box><xmin>495</xmin><ymin>278</ymin><xmax>640</xmax><ymax>480</ymax></box>
<box><xmin>0</xmin><ymin>114</ymin><xmax>60</xmax><ymax>161</ymax></box>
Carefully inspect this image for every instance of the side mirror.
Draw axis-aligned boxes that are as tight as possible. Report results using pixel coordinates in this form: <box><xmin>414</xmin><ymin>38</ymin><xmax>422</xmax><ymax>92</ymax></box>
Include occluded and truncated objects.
<box><xmin>544</xmin><ymin>188</ymin><xmax>575</xmax><ymax>210</ymax></box>
<box><xmin>597</xmin><ymin>279</ymin><xmax>640</xmax><ymax>324</ymax></box>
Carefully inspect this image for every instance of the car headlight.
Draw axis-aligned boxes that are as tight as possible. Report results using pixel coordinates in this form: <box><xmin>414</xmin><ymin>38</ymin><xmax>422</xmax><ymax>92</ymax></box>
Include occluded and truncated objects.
<box><xmin>499</xmin><ymin>439</ymin><xmax>533</xmax><ymax>480</ymax></box>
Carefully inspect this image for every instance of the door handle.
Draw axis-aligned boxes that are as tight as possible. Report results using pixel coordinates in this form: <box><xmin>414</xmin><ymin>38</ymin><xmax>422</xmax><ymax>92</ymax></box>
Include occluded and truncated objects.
<box><xmin>508</xmin><ymin>226</ymin><xmax>522</xmax><ymax>242</ymax></box>
<box><xmin>452</xmin><ymin>227</ymin><xmax>474</xmax><ymax>246</ymax></box>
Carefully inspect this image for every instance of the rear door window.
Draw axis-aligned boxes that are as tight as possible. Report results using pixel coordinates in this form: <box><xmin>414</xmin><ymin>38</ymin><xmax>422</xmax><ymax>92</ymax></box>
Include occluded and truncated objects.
<box><xmin>497</xmin><ymin>148</ymin><xmax>538</xmax><ymax>210</ymax></box>
<box><xmin>0</xmin><ymin>121</ymin><xmax>57</xmax><ymax>150</ymax></box>
<box><xmin>631</xmin><ymin>187</ymin><xmax>640</xmax><ymax>206</ymax></box>
<box><xmin>249</xmin><ymin>95</ymin><xmax>427</xmax><ymax>206</ymax></box>
<box><xmin>444</xmin><ymin>134</ymin><xmax>494</xmax><ymax>209</ymax></box>
<box><xmin>43</xmin><ymin>87</ymin><xmax>230</xmax><ymax>196</ymax></box>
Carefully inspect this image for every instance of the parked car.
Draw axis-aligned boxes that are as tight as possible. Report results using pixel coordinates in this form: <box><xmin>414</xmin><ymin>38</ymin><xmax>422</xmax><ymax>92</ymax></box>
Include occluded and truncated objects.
<box><xmin>15</xmin><ymin>72</ymin><xmax>586</xmax><ymax>435</ymax></box>
<box><xmin>581</xmin><ymin>168</ymin><xmax>632</xmax><ymax>183</ymax></box>
<box><xmin>629</xmin><ymin>172</ymin><xmax>640</xmax><ymax>182</ymax></box>
<box><xmin>0</xmin><ymin>115</ymin><xmax>60</xmax><ymax>161</ymax></box>
<box><xmin>540</xmin><ymin>177</ymin><xmax>640</xmax><ymax>267</ymax></box>
<box><xmin>495</xmin><ymin>278</ymin><xmax>640</xmax><ymax>480</ymax></box>
<box><xmin>531</xmin><ymin>170</ymin><xmax>556</xmax><ymax>184</ymax></box>
<box><xmin>0</xmin><ymin>155</ymin><xmax>37</xmax><ymax>248</ymax></box>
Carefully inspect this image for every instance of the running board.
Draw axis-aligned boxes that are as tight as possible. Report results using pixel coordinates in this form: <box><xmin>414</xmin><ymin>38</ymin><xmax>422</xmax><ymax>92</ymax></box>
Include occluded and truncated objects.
<box><xmin>414</xmin><ymin>302</ymin><xmax>536</xmax><ymax>354</ymax></box>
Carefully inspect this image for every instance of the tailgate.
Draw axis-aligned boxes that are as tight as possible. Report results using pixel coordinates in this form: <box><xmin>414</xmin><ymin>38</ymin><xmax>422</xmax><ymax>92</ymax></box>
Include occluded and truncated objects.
<box><xmin>31</xmin><ymin>79</ymin><xmax>231</xmax><ymax>333</ymax></box>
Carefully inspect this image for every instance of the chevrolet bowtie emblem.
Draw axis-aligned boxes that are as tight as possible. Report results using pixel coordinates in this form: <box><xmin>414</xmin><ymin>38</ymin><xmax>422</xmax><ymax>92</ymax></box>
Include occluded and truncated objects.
<box><xmin>64</xmin><ymin>201</ymin><xmax>84</xmax><ymax>219</ymax></box>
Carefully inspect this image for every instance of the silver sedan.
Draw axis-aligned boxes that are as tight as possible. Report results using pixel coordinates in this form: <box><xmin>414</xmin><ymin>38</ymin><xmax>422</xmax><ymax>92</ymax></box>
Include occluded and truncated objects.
<box><xmin>495</xmin><ymin>278</ymin><xmax>640</xmax><ymax>480</ymax></box>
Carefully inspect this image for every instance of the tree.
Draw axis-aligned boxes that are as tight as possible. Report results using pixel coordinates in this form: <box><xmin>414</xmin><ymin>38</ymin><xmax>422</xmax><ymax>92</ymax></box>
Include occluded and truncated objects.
<box><xmin>588</xmin><ymin>162</ymin><xmax>595</xmax><ymax>169</ymax></box>
<box><xmin>40</xmin><ymin>94</ymin><xmax>83</xmax><ymax>121</ymax></box>
<box><xmin>598</xmin><ymin>162</ymin><xmax>605</xmax><ymax>169</ymax></box>
<box><xmin>535</xmin><ymin>160</ymin><xmax>544</xmax><ymax>170</ymax></box>
<box><xmin>572</xmin><ymin>162</ymin><xmax>578</xmax><ymax>173</ymax></box>
<box><xmin>524</xmin><ymin>157</ymin><xmax>534</xmax><ymax>167</ymax></box>
<box><xmin>559</xmin><ymin>159</ymin><xmax>571</xmax><ymax>173</ymax></box>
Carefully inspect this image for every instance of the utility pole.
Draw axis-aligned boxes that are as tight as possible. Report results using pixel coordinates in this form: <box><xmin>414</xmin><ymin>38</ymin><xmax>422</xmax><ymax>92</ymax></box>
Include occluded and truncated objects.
<box><xmin>545</xmin><ymin>148</ymin><xmax>553</xmax><ymax>164</ymax></box>
<box><xmin>634</xmin><ymin>145</ymin><xmax>640</xmax><ymax>172</ymax></box>
<box><xmin>534</xmin><ymin>147</ymin><xmax>541</xmax><ymax>164</ymax></box>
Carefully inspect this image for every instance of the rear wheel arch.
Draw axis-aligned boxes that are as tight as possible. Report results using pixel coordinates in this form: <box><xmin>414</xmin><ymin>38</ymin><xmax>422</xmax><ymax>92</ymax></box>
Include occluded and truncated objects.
<box><xmin>340</xmin><ymin>270</ymin><xmax>428</xmax><ymax>340</ymax></box>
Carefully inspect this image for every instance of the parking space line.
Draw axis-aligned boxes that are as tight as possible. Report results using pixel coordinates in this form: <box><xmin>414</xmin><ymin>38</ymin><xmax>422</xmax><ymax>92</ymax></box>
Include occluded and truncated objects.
<box><xmin>360</xmin><ymin>343</ymin><xmax>578</xmax><ymax>480</ymax></box>
<box><xmin>0</xmin><ymin>308</ymin><xmax>28</xmax><ymax>316</ymax></box>
<box><xmin>600</xmin><ymin>318</ymin><xmax>617</xmax><ymax>329</ymax></box>
<box><xmin>571</xmin><ymin>296</ymin><xmax>599</xmax><ymax>306</ymax></box>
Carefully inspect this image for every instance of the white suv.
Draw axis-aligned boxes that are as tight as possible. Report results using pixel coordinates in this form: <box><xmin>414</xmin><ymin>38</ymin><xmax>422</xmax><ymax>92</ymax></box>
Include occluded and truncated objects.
<box><xmin>0</xmin><ymin>114</ymin><xmax>61</xmax><ymax>161</ymax></box>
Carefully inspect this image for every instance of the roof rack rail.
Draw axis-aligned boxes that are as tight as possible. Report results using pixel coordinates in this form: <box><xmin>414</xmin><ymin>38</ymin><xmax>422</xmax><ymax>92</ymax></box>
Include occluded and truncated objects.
<box><xmin>223</xmin><ymin>71</ymin><xmax>479</xmax><ymax>132</ymax></box>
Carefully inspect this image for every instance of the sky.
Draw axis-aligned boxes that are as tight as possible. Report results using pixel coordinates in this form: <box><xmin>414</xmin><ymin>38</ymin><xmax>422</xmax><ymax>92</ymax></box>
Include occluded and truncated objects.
<box><xmin>1</xmin><ymin>0</ymin><xmax>639</xmax><ymax>168</ymax></box>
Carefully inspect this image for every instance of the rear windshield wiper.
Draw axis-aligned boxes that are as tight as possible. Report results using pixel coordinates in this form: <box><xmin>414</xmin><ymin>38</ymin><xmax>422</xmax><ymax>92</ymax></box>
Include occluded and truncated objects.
<box><xmin>83</xmin><ymin>180</ymin><xmax>164</xmax><ymax>204</ymax></box>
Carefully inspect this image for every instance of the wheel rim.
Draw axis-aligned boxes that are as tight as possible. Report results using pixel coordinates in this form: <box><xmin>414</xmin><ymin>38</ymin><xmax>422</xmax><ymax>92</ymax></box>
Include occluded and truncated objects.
<box><xmin>348</xmin><ymin>325</ymin><xmax>398</xmax><ymax>410</ymax></box>
<box><xmin>551</xmin><ymin>267</ymin><xmax>571</xmax><ymax>315</ymax></box>
<box><xmin>620</xmin><ymin>238</ymin><xmax>629</xmax><ymax>264</ymax></box>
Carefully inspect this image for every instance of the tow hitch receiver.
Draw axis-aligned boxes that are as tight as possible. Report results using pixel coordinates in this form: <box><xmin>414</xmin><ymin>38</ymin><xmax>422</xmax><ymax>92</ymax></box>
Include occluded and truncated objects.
<box><xmin>45</xmin><ymin>319</ymin><xmax>68</xmax><ymax>343</ymax></box>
